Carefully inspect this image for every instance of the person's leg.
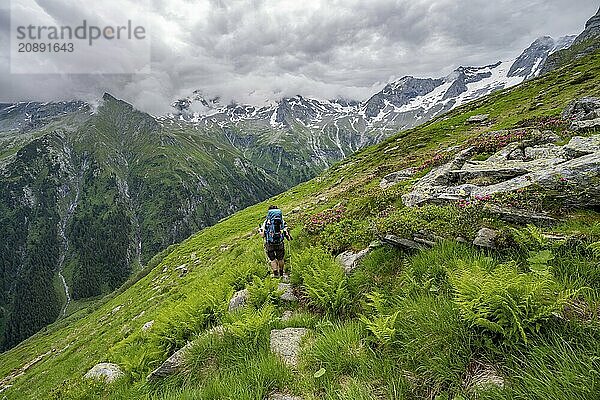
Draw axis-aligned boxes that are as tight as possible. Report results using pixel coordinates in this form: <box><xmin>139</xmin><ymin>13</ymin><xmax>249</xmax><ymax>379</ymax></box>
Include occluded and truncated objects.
<box><xmin>266</xmin><ymin>243</ymin><xmax>279</xmax><ymax>277</ymax></box>
<box><xmin>271</xmin><ymin>259</ymin><xmax>280</xmax><ymax>277</ymax></box>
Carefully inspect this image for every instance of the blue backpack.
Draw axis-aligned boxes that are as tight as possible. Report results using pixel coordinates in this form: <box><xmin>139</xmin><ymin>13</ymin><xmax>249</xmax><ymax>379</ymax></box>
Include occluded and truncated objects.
<box><xmin>265</xmin><ymin>209</ymin><xmax>285</xmax><ymax>244</ymax></box>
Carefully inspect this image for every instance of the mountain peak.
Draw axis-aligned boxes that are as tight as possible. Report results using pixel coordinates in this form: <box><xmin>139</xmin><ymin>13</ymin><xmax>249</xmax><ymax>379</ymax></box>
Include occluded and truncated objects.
<box><xmin>102</xmin><ymin>92</ymin><xmax>117</xmax><ymax>102</ymax></box>
<box><xmin>574</xmin><ymin>6</ymin><xmax>600</xmax><ymax>44</ymax></box>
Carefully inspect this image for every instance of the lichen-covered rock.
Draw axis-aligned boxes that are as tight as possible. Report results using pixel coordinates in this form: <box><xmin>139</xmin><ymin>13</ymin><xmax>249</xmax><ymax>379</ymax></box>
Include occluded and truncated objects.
<box><xmin>380</xmin><ymin>167</ymin><xmax>417</xmax><ymax>189</ymax></box>
<box><xmin>562</xmin><ymin>97</ymin><xmax>600</xmax><ymax>121</ymax></box>
<box><xmin>84</xmin><ymin>363</ymin><xmax>124</xmax><ymax>383</ymax></box>
<box><xmin>473</xmin><ymin>228</ymin><xmax>498</xmax><ymax>249</ymax></box>
<box><xmin>270</xmin><ymin>328</ymin><xmax>309</xmax><ymax>367</ymax></box>
<box><xmin>402</xmin><ymin>134</ymin><xmax>600</xmax><ymax>208</ymax></box>
<box><xmin>466</xmin><ymin>114</ymin><xmax>489</xmax><ymax>124</ymax></box>
<box><xmin>147</xmin><ymin>342</ymin><xmax>193</xmax><ymax>380</ymax></box>
<box><xmin>278</xmin><ymin>283</ymin><xmax>298</xmax><ymax>302</ymax></box>
<box><xmin>228</xmin><ymin>289</ymin><xmax>249</xmax><ymax>311</ymax></box>
<box><xmin>336</xmin><ymin>248</ymin><xmax>371</xmax><ymax>274</ymax></box>
<box><xmin>141</xmin><ymin>320</ymin><xmax>155</xmax><ymax>332</ymax></box>
<box><xmin>484</xmin><ymin>205</ymin><xmax>558</xmax><ymax>226</ymax></box>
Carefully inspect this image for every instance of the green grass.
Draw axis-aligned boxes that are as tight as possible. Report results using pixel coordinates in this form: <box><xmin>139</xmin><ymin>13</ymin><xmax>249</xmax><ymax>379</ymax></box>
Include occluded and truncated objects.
<box><xmin>1</xmin><ymin>51</ymin><xmax>600</xmax><ymax>399</ymax></box>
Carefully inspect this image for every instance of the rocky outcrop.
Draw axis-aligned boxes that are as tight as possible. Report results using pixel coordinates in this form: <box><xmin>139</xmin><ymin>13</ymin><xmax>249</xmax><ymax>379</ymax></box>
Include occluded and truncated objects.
<box><xmin>484</xmin><ymin>205</ymin><xmax>558</xmax><ymax>226</ymax></box>
<box><xmin>381</xmin><ymin>235</ymin><xmax>428</xmax><ymax>251</ymax></box>
<box><xmin>270</xmin><ymin>328</ymin><xmax>309</xmax><ymax>367</ymax></box>
<box><xmin>380</xmin><ymin>168</ymin><xmax>418</xmax><ymax>189</ymax></box>
<box><xmin>466</xmin><ymin>114</ymin><xmax>489</xmax><ymax>124</ymax></box>
<box><xmin>563</xmin><ymin>97</ymin><xmax>600</xmax><ymax>131</ymax></box>
<box><xmin>147</xmin><ymin>342</ymin><xmax>193</xmax><ymax>380</ymax></box>
<box><xmin>402</xmin><ymin>133</ymin><xmax>600</xmax><ymax>208</ymax></box>
<box><xmin>84</xmin><ymin>363</ymin><xmax>124</xmax><ymax>383</ymax></box>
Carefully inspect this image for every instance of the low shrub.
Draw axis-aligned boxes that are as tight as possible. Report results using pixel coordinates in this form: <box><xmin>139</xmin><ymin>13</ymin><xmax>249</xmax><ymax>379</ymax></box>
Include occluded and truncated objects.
<box><xmin>376</xmin><ymin>204</ymin><xmax>482</xmax><ymax>241</ymax></box>
<box><xmin>320</xmin><ymin>218</ymin><xmax>372</xmax><ymax>253</ymax></box>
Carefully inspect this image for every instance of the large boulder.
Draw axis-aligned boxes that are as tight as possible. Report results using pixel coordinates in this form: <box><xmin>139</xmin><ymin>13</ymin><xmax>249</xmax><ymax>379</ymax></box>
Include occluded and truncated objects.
<box><xmin>562</xmin><ymin>97</ymin><xmax>600</xmax><ymax>121</ymax></box>
<box><xmin>571</xmin><ymin>118</ymin><xmax>600</xmax><ymax>131</ymax></box>
<box><xmin>84</xmin><ymin>363</ymin><xmax>124</xmax><ymax>383</ymax></box>
<box><xmin>270</xmin><ymin>328</ymin><xmax>309</xmax><ymax>367</ymax></box>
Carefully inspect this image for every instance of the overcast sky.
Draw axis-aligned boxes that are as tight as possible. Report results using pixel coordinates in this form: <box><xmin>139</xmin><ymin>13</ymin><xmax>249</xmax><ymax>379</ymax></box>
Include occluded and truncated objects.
<box><xmin>0</xmin><ymin>0</ymin><xmax>597</xmax><ymax>114</ymax></box>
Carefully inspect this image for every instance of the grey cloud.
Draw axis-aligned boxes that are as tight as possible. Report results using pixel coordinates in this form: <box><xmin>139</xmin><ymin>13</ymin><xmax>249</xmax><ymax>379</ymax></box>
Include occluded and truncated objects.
<box><xmin>0</xmin><ymin>0</ymin><xmax>597</xmax><ymax>114</ymax></box>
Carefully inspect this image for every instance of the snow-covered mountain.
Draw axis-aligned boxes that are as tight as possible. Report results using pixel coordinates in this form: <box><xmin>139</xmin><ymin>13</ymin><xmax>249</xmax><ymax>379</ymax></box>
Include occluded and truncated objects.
<box><xmin>166</xmin><ymin>35</ymin><xmax>576</xmax><ymax>165</ymax></box>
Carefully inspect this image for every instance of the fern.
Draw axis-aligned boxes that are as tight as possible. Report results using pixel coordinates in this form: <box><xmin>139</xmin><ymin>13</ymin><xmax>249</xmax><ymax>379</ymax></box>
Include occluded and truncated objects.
<box><xmin>359</xmin><ymin>311</ymin><xmax>399</xmax><ymax>346</ymax></box>
<box><xmin>450</xmin><ymin>261</ymin><xmax>573</xmax><ymax>343</ymax></box>
<box><xmin>224</xmin><ymin>305</ymin><xmax>275</xmax><ymax>345</ymax></box>
<box><xmin>247</xmin><ymin>276</ymin><xmax>283</xmax><ymax>308</ymax></box>
<box><xmin>588</xmin><ymin>242</ymin><xmax>600</xmax><ymax>258</ymax></box>
<box><xmin>511</xmin><ymin>224</ymin><xmax>549</xmax><ymax>250</ymax></box>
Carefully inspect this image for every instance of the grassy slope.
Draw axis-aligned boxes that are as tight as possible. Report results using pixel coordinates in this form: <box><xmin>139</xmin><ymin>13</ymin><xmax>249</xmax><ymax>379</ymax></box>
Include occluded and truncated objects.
<box><xmin>1</xmin><ymin>52</ymin><xmax>600</xmax><ymax>399</ymax></box>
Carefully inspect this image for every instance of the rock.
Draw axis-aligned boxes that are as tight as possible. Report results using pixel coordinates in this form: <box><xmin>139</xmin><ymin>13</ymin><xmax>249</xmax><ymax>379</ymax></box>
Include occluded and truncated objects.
<box><xmin>473</xmin><ymin>228</ymin><xmax>498</xmax><ymax>249</ymax></box>
<box><xmin>412</xmin><ymin>236</ymin><xmax>436</xmax><ymax>247</ymax></box>
<box><xmin>111</xmin><ymin>305</ymin><xmax>123</xmax><ymax>314</ymax></box>
<box><xmin>278</xmin><ymin>283</ymin><xmax>298</xmax><ymax>302</ymax></box>
<box><xmin>484</xmin><ymin>205</ymin><xmax>558</xmax><ymax>226</ymax></box>
<box><xmin>466</xmin><ymin>114</ymin><xmax>489</xmax><ymax>124</ymax></box>
<box><xmin>207</xmin><ymin>325</ymin><xmax>225</xmax><ymax>336</ymax></box>
<box><xmin>368</xmin><ymin>240</ymin><xmax>383</xmax><ymax>249</ymax></box>
<box><xmin>270</xmin><ymin>328</ymin><xmax>309</xmax><ymax>367</ymax></box>
<box><xmin>380</xmin><ymin>167</ymin><xmax>417</xmax><ymax>189</ymax></box>
<box><xmin>281</xmin><ymin>311</ymin><xmax>294</xmax><ymax>321</ymax></box>
<box><xmin>336</xmin><ymin>248</ymin><xmax>371</xmax><ymax>274</ymax></box>
<box><xmin>563</xmin><ymin>135</ymin><xmax>600</xmax><ymax>157</ymax></box>
<box><xmin>464</xmin><ymin>360</ymin><xmax>504</xmax><ymax>391</ymax></box>
<box><xmin>402</xmin><ymin>134</ymin><xmax>600</xmax><ymax>208</ymax></box>
<box><xmin>84</xmin><ymin>363</ymin><xmax>124</xmax><ymax>383</ymax></box>
<box><xmin>175</xmin><ymin>264</ymin><xmax>188</xmax><ymax>277</ymax></box>
<box><xmin>228</xmin><ymin>289</ymin><xmax>249</xmax><ymax>311</ymax></box>
<box><xmin>381</xmin><ymin>234</ymin><xmax>426</xmax><ymax>251</ymax></box>
<box><xmin>132</xmin><ymin>311</ymin><xmax>145</xmax><ymax>320</ymax></box>
<box><xmin>147</xmin><ymin>342</ymin><xmax>193</xmax><ymax>380</ymax></box>
<box><xmin>562</xmin><ymin>97</ymin><xmax>600</xmax><ymax>121</ymax></box>
<box><xmin>269</xmin><ymin>393</ymin><xmax>303</xmax><ymax>400</ymax></box>
<box><xmin>142</xmin><ymin>320</ymin><xmax>155</xmax><ymax>332</ymax></box>
<box><xmin>571</xmin><ymin>118</ymin><xmax>600</xmax><ymax>131</ymax></box>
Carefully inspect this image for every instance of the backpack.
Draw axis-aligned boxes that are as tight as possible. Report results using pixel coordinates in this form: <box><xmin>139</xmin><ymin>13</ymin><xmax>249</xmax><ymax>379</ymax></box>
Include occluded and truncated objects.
<box><xmin>265</xmin><ymin>209</ymin><xmax>284</xmax><ymax>244</ymax></box>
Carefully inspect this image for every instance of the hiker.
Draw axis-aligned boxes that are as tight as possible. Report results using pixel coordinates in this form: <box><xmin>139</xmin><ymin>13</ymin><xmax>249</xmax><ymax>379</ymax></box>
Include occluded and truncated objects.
<box><xmin>259</xmin><ymin>206</ymin><xmax>292</xmax><ymax>278</ymax></box>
